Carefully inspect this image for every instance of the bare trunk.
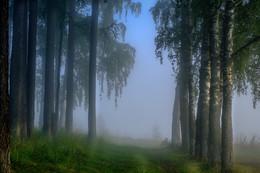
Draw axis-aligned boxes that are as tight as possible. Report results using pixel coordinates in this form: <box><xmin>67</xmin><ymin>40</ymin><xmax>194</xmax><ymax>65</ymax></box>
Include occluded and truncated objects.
<box><xmin>54</xmin><ymin>18</ymin><xmax>64</xmax><ymax>132</ymax></box>
<box><xmin>221</xmin><ymin>0</ymin><xmax>234</xmax><ymax>172</ymax></box>
<box><xmin>0</xmin><ymin>1</ymin><xmax>11</xmax><ymax>172</ymax></box>
<box><xmin>65</xmin><ymin>0</ymin><xmax>76</xmax><ymax>133</ymax></box>
<box><xmin>10</xmin><ymin>0</ymin><xmax>28</xmax><ymax>137</ymax></box>
<box><xmin>208</xmin><ymin>0</ymin><xmax>221</xmax><ymax>165</ymax></box>
<box><xmin>172</xmin><ymin>85</ymin><xmax>181</xmax><ymax>144</ymax></box>
<box><xmin>42</xmin><ymin>0</ymin><xmax>56</xmax><ymax>135</ymax></box>
<box><xmin>187</xmin><ymin>4</ymin><xmax>195</xmax><ymax>155</ymax></box>
<box><xmin>27</xmin><ymin>0</ymin><xmax>38</xmax><ymax>137</ymax></box>
<box><xmin>88</xmin><ymin>0</ymin><xmax>99</xmax><ymax>140</ymax></box>
<box><xmin>195</xmin><ymin>15</ymin><xmax>211</xmax><ymax>160</ymax></box>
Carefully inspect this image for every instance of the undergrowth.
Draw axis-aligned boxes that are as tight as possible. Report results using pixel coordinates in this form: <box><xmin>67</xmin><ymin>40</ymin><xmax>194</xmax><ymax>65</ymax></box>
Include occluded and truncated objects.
<box><xmin>10</xmin><ymin>131</ymin><xmax>260</xmax><ymax>173</ymax></box>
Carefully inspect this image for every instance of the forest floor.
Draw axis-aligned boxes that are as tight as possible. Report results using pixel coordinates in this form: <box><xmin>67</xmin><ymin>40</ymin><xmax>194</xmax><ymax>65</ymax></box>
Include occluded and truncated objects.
<box><xmin>11</xmin><ymin>131</ymin><xmax>260</xmax><ymax>173</ymax></box>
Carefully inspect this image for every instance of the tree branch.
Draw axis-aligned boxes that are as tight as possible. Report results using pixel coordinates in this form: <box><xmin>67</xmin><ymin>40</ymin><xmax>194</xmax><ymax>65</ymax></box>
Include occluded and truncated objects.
<box><xmin>232</xmin><ymin>36</ymin><xmax>260</xmax><ymax>60</ymax></box>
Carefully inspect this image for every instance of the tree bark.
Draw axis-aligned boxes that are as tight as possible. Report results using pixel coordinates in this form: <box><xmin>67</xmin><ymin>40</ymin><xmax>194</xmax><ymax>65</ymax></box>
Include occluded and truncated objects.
<box><xmin>0</xmin><ymin>1</ymin><xmax>11</xmax><ymax>172</ymax></box>
<box><xmin>65</xmin><ymin>0</ymin><xmax>76</xmax><ymax>133</ymax></box>
<box><xmin>42</xmin><ymin>0</ymin><xmax>56</xmax><ymax>135</ymax></box>
<box><xmin>10</xmin><ymin>0</ymin><xmax>28</xmax><ymax>138</ymax></box>
<box><xmin>195</xmin><ymin>14</ymin><xmax>211</xmax><ymax>160</ymax></box>
<box><xmin>208</xmin><ymin>0</ymin><xmax>221</xmax><ymax>165</ymax></box>
<box><xmin>88</xmin><ymin>0</ymin><xmax>100</xmax><ymax>140</ymax></box>
<box><xmin>54</xmin><ymin>13</ymin><xmax>65</xmax><ymax>133</ymax></box>
<box><xmin>221</xmin><ymin>0</ymin><xmax>234</xmax><ymax>172</ymax></box>
<box><xmin>187</xmin><ymin>1</ymin><xmax>196</xmax><ymax>155</ymax></box>
<box><xmin>172</xmin><ymin>85</ymin><xmax>181</xmax><ymax>144</ymax></box>
<box><xmin>27</xmin><ymin>0</ymin><xmax>38</xmax><ymax>137</ymax></box>
<box><xmin>179</xmin><ymin>0</ymin><xmax>191</xmax><ymax>151</ymax></box>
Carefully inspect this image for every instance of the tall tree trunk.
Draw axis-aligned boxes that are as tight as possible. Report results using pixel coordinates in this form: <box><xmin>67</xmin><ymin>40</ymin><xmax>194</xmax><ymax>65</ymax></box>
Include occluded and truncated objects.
<box><xmin>179</xmin><ymin>0</ymin><xmax>191</xmax><ymax>151</ymax></box>
<box><xmin>42</xmin><ymin>0</ymin><xmax>56</xmax><ymax>135</ymax></box>
<box><xmin>10</xmin><ymin>0</ymin><xmax>28</xmax><ymax>138</ymax></box>
<box><xmin>187</xmin><ymin>2</ymin><xmax>195</xmax><ymax>155</ymax></box>
<box><xmin>54</xmin><ymin>13</ymin><xmax>65</xmax><ymax>132</ymax></box>
<box><xmin>0</xmin><ymin>1</ymin><xmax>11</xmax><ymax>172</ymax></box>
<box><xmin>195</xmin><ymin>14</ymin><xmax>210</xmax><ymax>160</ymax></box>
<box><xmin>20</xmin><ymin>0</ymin><xmax>28</xmax><ymax>139</ymax></box>
<box><xmin>208</xmin><ymin>0</ymin><xmax>221</xmax><ymax>165</ymax></box>
<box><xmin>65</xmin><ymin>0</ymin><xmax>76</xmax><ymax>133</ymax></box>
<box><xmin>60</xmin><ymin>73</ymin><xmax>67</xmax><ymax>128</ymax></box>
<box><xmin>39</xmin><ymin>57</ymin><xmax>45</xmax><ymax>129</ymax></box>
<box><xmin>221</xmin><ymin>0</ymin><xmax>234</xmax><ymax>172</ymax></box>
<box><xmin>172</xmin><ymin>85</ymin><xmax>181</xmax><ymax>144</ymax></box>
<box><xmin>88</xmin><ymin>0</ymin><xmax>99</xmax><ymax>139</ymax></box>
<box><xmin>27</xmin><ymin>0</ymin><xmax>38</xmax><ymax>137</ymax></box>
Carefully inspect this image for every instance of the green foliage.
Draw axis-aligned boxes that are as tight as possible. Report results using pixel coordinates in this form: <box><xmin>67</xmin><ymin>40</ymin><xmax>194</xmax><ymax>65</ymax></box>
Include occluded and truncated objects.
<box><xmin>97</xmin><ymin>0</ymin><xmax>140</xmax><ymax>106</ymax></box>
<box><xmin>150</xmin><ymin>0</ymin><xmax>181</xmax><ymax>67</ymax></box>
<box><xmin>232</xmin><ymin>0</ymin><xmax>260</xmax><ymax>107</ymax></box>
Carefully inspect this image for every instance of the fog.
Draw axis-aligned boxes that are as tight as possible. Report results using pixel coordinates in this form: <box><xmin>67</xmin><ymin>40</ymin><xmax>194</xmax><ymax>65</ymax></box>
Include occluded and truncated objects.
<box><xmin>67</xmin><ymin>0</ymin><xmax>260</xmax><ymax>141</ymax></box>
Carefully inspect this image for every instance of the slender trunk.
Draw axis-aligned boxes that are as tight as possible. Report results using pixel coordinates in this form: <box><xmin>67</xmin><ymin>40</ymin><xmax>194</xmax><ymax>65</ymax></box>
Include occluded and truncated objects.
<box><xmin>10</xmin><ymin>0</ymin><xmax>27</xmax><ymax>137</ymax></box>
<box><xmin>172</xmin><ymin>85</ymin><xmax>181</xmax><ymax>144</ymax></box>
<box><xmin>39</xmin><ymin>56</ymin><xmax>45</xmax><ymax>129</ymax></box>
<box><xmin>65</xmin><ymin>0</ymin><xmax>76</xmax><ymax>133</ymax></box>
<box><xmin>88</xmin><ymin>0</ymin><xmax>99</xmax><ymax>139</ymax></box>
<box><xmin>195</xmin><ymin>17</ymin><xmax>210</xmax><ymax>160</ymax></box>
<box><xmin>27</xmin><ymin>0</ymin><xmax>38</xmax><ymax>137</ymax></box>
<box><xmin>60</xmin><ymin>81</ymin><xmax>66</xmax><ymax>128</ymax></box>
<box><xmin>0</xmin><ymin>1</ymin><xmax>11</xmax><ymax>172</ymax></box>
<box><xmin>179</xmin><ymin>0</ymin><xmax>192</xmax><ymax>151</ymax></box>
<box><xmin>20</xmin><ymin>0</ymin><xmax>28</xmax><ymax>139</ymax></box>
<box><xmin>186</xmin><ymin>3</ymin><xmax>195</xmax><ymax>155</ymax></box>
<box><xmin>208</xmin><ymin>0</ymin><xmax>221</xmax><ymax>165</ymax></box>
<box><xmin>60</xmin><ymin>51</ymin><xmax>68</xmax><ymax>129</ymax></box>
<box><xmin>221</xmin><ymin>0</ymin><xmax>234</xmax><ymax>172</ymax></box>
<box><xmin>42</xmin><ymin>0</ymin><xmax>56</xmax><ymax>135</ymax></box>
<box><xmin>54</xmin><ymin>18</ymin><xmax>64</xmax><ymax>132</ymax></box>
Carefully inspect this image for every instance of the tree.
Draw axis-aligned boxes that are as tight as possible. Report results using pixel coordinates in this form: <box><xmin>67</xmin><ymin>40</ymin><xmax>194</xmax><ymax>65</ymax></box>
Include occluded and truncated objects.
<box><xmin>186</xmin><ymin>0</ymin><xmax>196</xmax><ymax>155</ymax></box>
<box><xmin>179</xmin><ymin>0</ymin><xmax>191</xmax><ymax>152</ymax></box>
<box><xmin>0</xmin><ymin>0</ymin><xmax>11</xmax><ymax>172</ymax></box>
<box><xmin>221</xmin><ymin>0</ymin><xmax>235</xmax><ymax>171</ymax></box>
<box><xmin>208</xmin><ymin>0</ymin><xmax>221</xmax><ymax>165</ymax></box>
<box><xmin>88</xmin><ymin>0</ymin><xmax>100</xmax><ymax>139</ymax></box>
<box><xmin>27</xmin><ymin>0</ymin><xmax>38</xmax><ymax>137</ymax></box>
<box><xmin>65</xmin><ymin>0</ymin><xmax>76</xmax><ymax>133</ymax></box>
<box><xmin>10</xmin><ymin>0</ymin><xmax>28</xmax><ymax>138</ymax></box>
<box><xmin>97</xmin><ymin>0</ymin><xmax>140</xmax><ymax>106</ymax></box>
<box><xmin>172</xmin><ymin>85</ymin><xmax>181</xmax><ymax>144</ymax></box>
<box><xmin>42</xmin><ymin>0</ymin><xmax>57</xmax><ymax>135</ymax></box>
<box><xmin>195</xmin><ymin>0</ymin><xmax>211</xmax><ymax>160</ymax></box>
<box><xmin>54</xmin><ymin>0</ymin><xmax>66</xmax><ymax>132</ymax></box>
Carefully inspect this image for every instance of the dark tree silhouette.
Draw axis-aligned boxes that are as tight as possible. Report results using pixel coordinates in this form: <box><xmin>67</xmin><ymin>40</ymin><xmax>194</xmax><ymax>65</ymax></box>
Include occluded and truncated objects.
<box><xmin>0</xmin><ymin>0</ymin><xmax>11</xmax><ymax>172</ymax></box>
<box><xmin>27</xmin><ymin>0</ymin><xmax>38</xmax><ymax>137</ymax></box>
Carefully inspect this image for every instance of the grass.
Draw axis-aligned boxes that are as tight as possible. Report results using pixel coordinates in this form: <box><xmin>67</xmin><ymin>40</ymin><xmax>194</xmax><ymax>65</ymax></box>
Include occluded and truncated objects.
<box><xmin>234</xmin><ymin>143</ymin><xmax>260</xmax><ymax>171</ymax></box>
<box><xmin>10</xmin><ymin>132</ymin><xmax>260</xmax><ymax>173</ymax></box>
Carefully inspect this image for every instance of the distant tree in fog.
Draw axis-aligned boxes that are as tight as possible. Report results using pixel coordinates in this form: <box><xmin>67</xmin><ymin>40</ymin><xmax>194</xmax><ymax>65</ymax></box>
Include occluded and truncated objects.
<box><xmin>152</xmin><ymin>123</ymin><xmax>162</xmax><ymax>140</ymax></box>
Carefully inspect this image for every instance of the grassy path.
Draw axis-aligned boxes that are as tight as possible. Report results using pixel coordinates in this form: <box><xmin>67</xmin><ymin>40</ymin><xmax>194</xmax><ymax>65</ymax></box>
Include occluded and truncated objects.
<box><xmin>11</xmin><ymin>133</ymin><xmax>260</xmax><ymax>173</ymax></box>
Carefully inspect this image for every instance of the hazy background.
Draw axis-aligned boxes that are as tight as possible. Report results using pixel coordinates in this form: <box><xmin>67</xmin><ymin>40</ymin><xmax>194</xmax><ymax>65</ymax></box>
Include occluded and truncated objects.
<box><xmin>69</xmin><ymin>0</ymin><xmax>259</xmax><ymax>141</ymax></box>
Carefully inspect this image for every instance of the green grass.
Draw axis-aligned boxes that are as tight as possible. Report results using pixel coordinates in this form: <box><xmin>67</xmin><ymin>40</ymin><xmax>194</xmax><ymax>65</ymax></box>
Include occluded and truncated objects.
<box><xmin>10</xmin><ymin>132</ymin><xmax>260</xmax><ymax>173</ymax></box>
